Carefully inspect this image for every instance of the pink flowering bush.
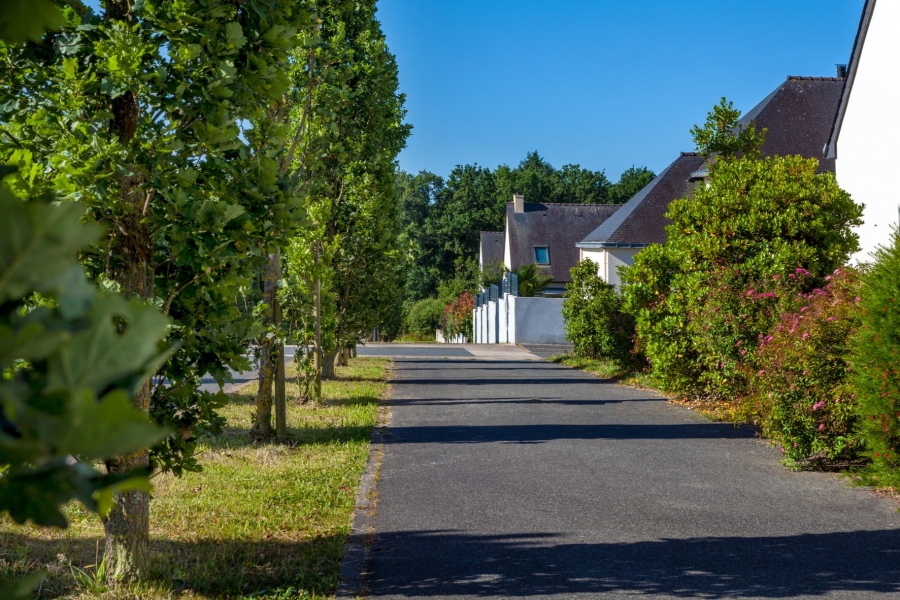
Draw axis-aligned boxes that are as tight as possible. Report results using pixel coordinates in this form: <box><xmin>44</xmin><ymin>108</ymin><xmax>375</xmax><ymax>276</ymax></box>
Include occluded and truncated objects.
<box><xmin>744</xmin><ymin>268</ymin><xmax>863</xmax><ymax>463</ymax></box>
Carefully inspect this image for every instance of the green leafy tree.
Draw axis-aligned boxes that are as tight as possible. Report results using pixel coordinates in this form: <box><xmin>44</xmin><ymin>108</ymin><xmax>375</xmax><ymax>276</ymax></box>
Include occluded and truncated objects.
<box><xmin>0</xmin><ymin>172</ymin><xmax>170</xmax><ymax>598</ymax></box>
<box><xmin>563</xmin><ymin>259</ymin><xmax>636</xmax><ymax>367</ymax></box>
<box><xmin>516</xmin><ymin>263</ymin><xmax>553</xmax><ymax>297</ymax></box>
<box><xmin>690</xmin><ymin>97</ymin><xmax>767</xmax><ymax>160</ymax></box>
<box><xmin>622</xmin><ymin>100</ymin><xmax>862</xmax><ymax>398</ymax></box>
<box><xmin>609</xmin><ymin>166</ymin><xmax>656</xmax><ymax>204</ymax></box>
<box><xmin>281</xmin><ymin>0</ymin><xmax>409</xmax><ymax>381</ymax></box>
<box><xmin>0</xmin><ymin>0</ymin><xmax>310</xmax><ymax>579</ymax></box>
<box><xmin>849</xmin><ymin>230</ymin><xmax>900</xmax><ymax>486</ymax></box>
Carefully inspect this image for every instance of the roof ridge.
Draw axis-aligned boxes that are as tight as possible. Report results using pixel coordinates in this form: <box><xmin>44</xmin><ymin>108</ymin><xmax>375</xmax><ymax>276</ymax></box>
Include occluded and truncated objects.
<box><xmin>480</xmin><ymin>231</ymin><xmax>504</xmax><ymax>234</ymax></box>
<box><xmin>787</xmin><ymin>76</ymin><xmax>842</xmax><ymax>81</ymax></box>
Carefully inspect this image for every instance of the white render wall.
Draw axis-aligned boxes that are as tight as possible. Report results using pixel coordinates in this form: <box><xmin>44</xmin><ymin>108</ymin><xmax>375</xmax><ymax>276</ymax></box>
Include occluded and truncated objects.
<box><xmin>473</xmin><ymin>296</ymin><xmax>568</xmax><ymax>345</ymax></box>
<box><xmin>581</xmin><ymin>247</ymin><xmax>641</xmax><ymax>288</ymax></box>
<box><xmin>835</xmin><ymin>0</ymin><xmax>900</xmax><ymax>262</ymax></box>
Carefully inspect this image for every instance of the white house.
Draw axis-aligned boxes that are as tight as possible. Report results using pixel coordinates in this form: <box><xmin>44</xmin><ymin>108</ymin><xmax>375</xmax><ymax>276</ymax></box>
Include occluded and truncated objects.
<box><xmin>826</xmin><ymin>0</ymin><xmax>900</xmax><ymax>263</ymax></box>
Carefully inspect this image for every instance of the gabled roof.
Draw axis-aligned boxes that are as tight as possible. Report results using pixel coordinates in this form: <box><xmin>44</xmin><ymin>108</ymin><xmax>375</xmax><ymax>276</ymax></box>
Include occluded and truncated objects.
<box><xmin>826</xmin><ymin>0</ymin><xmax>876</xmax><ymax>159</ymax></box>
<box><xmin>577</xmin><ymin>153</ymin><xmax>705</xmax><ymax>248</ymax></box>
<box><xmin>741</xmin><ymin>76</ymin><xmax>844</xmax><ymax>172</ymax></box>
<box><xmin>507</xmin><ymin>202</ymin><xmax>620</xmax><ymax>283</ymax></box>
<box><xmin>479</xmin><ymin>231</ymin><xmax>504</xmax><ymax>267</ymax></box>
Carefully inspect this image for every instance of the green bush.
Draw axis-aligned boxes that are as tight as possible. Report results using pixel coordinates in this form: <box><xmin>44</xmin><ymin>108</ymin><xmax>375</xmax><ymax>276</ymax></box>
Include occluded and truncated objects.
<box><xmin>405</xmin><ymin>298</ymin><xmax>445</xmax><ymax>337</ymax></box>
<box><xmin>849</xmin><ymin>231</ymin><xmax>900</xmax><ymax>486</ymax></box>
<box><xmin>745</xmin><ymin>268</ymin><xmax>863</xmax><ymax>463</ymax></box>
<box><xmin>563</xmin><ymin>260</ymin><xmax>636</xmax><ymax>367</ymax></box>
<box><xmin>621</xmin><ymin>155</ymin><xmax>863</xmax><ymax>398</ymax></box>
<box><xmin>516</xmin><ymin>263</ymin><xmax>553</xmax><ymax>297</ymax></box>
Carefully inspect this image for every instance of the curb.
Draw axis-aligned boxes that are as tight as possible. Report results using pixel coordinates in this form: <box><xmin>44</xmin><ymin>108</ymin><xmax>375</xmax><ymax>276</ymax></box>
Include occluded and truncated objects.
<box><xmin>334</xmin><ymin>364</ymin><xmax>392</xmax><ymax>599</ymax></box>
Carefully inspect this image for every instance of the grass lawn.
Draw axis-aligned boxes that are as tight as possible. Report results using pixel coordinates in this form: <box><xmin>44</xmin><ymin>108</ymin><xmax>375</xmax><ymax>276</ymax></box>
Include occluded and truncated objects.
<box><xmin>0</xmin><ymin>357</ymin><xmax>390</xmax><ymax>599</ymax></box>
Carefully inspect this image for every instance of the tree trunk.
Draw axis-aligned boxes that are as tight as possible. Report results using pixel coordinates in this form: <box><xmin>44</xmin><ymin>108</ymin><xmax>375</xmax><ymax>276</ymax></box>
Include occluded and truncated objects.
<box><xmin>103</xmin><ymin>382</ymin><xmax>150</xmax><ymax>582</ymax></box>
<box><xmin>322</xmin><ymin>350</ymin><xmax>338</xmax><ymax>380</ymax></box>
<box><xmin>313</xmin><ymin>242</ymin><xmax>322</xmax><ymax>400</ymax></box>
<box><xmin>351</xmin><ymin>345</ymin><xmax>357</xmax><ymax>359</ymax></box>
<box><xmin>252</xmin><ymin>252</ymin><xmax>279</xmax><ymax>440</ymax></box>
<box><xmin>102</xmin><ymin>0</ymin><xmax>152</xmax><ymax>570</ymax></box>
<box><xmin>337</xmin><ymin>347</ymin><xmax>349</xmax><ymax>366</ymax></box>
<box><xmin>273</xmin><ymin>251</ymin><xmax>286</xmax><ymax>440</ymax></box>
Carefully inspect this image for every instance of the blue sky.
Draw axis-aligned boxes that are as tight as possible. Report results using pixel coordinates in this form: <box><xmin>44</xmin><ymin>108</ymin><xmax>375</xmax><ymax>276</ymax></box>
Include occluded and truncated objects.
<box><xmin>377</xmin><ymin>0</ymin><xmax>865</xmax><ymax>179</ymax></box>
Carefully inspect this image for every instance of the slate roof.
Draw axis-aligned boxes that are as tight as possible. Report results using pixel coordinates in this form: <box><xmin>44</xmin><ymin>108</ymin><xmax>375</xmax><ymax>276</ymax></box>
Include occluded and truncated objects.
<box><xmin>479</xmin><ymin>231</ymin><xmax>504</xmax><ymax>268</ymax></box>
<box><xmin>741</xmin><ymin>76</ymin><xmax>844</xmax><ymax>172</ymax></box>
<box><xmin>577</xmin><ymin>153</ymin><xmax>705</xmax><ymax>248</ymax></box>
<box><xmin>507</xmin><ymin>202</ymin><xmax>621</xmax><ymax>283</ymax></box>
<box><xmin>826</xmin><ymin>0</ymin><xmax>876</xmax><ymax>159</ymax></box>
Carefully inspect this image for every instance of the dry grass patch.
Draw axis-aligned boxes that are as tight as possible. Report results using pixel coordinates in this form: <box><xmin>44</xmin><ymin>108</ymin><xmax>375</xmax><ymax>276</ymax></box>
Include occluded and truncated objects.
<box><xmin>0</xmin><ymin>357</ymin><xmax>389</xmax><ymax>600</ymax></box>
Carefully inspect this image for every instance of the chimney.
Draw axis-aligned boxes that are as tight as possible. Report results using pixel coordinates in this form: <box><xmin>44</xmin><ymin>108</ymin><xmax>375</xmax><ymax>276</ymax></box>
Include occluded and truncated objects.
<box><xmin>836</xmin><ymin>64</ymin><xmax>848</xmax><ymax>79</ymax></box>
<box><xmin>513</xmin><ymin>193</ymin><xmax>525</xmax><ymax>213</ymax></box>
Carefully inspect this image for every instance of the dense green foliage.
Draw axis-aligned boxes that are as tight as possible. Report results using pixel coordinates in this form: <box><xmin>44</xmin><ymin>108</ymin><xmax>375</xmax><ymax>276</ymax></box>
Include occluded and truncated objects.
<box><xmin>563</xmin><ymin>260</ymin><xmax>636</xmax><ymax>366</ymax></box>
<box><xmin>283</xmin><ymin>0</ymin><xmax>409</xmax><ymax>364</ymax></box>
<box><xmin>622</xmin><ymin>154</ymin><xmax>862</xmax><ymax>397</ymax></box>
<box><xmin>745</xmin><ymin>268</ymin><xmax>863</xmax><ymax>462</ymax></box>
<box><xmin>396</xmin><ymin>152</ymin><xmax>655</xmax><ymax>308</ymax></box>
<box><xmin>849</xmin><ymin>231</ymin><xmax>900</xmax><ymax>486</ymax></box>
<box><xmin>0</xmin><ymin>0</ymin><xmax>310</xmax><ymax>475</ymax></box>
<box><xmin>405</xmin><ymin>298</ymin><xmax>445</xmax><ymax>338</ymax></box>
<box><xmin>0</xmin><ymin>173</ymin><xmax>169</xmax><ymax>527</ymax></box>
<box><xmin>515</xmin><ymin>263</ymin><xmax>553</xmax><ymax>298</ymax></box>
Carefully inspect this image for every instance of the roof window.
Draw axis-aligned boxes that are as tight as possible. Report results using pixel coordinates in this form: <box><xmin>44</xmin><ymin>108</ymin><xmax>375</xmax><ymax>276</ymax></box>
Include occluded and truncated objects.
<box><xmin>534</xmin><ymin>246</ymin><xmax>550</xmax><ymax>265</ymax></box>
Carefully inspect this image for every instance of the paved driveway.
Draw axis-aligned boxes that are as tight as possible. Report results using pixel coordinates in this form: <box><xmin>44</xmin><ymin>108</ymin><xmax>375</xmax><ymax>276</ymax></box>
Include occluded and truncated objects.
<box><xmin>363</xmin><ymin>352</ymin><xmax>900</xmax><ymax>599</ymax></box>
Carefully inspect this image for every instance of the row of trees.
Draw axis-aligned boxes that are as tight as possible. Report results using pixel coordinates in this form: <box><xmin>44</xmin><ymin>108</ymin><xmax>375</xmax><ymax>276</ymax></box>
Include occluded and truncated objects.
<box><xmin>564</xmin><ymin>99</ymin><xmax>900</xmax><ymax>486</ymax></box>
<box><xmin>1</xmin><ymin>0</ymin><xmax>408</xmax><ymax>590</ymax></box>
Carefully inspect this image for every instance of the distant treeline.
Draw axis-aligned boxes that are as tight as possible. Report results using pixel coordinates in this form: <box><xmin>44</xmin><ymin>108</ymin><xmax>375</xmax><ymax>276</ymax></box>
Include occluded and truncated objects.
<box><xmin>396</xmin><ymin>151</ymin><xmax>655</xmax><ymax>307</ymax></box>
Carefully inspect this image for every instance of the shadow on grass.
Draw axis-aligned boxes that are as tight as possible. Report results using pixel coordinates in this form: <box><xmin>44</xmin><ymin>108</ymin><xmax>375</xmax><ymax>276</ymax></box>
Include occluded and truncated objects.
<box><xmin>0</xmin><ymin>531</ymin><xmax>348</xmax><ymax>599</ymax></box>
<box><xmin>365</xmin><ymin>529</ymin><xmax>900</xmax><ymax>598</ymax></box>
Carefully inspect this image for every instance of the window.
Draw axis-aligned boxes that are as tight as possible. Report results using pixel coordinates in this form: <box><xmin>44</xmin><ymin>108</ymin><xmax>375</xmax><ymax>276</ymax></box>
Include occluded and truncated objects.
<box><xmin>534</xmin><ymin>246</ymin><xmax>550</xmax><ymax>265</ymax></box>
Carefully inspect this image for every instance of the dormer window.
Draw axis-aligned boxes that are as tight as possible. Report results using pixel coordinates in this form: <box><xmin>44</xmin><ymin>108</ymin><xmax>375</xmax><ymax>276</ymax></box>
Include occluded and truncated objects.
<box><xmin>534</xmin><ymin>246</ymin><xmax>550</xmax><ymax>265</ymax></box>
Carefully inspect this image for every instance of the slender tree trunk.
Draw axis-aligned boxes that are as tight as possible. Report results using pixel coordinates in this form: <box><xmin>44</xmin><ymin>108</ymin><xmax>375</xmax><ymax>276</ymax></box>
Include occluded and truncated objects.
<box><xmin>274</xmin><ymin>249</ymin><xmax>286</xmax><ymax>440</ymax></box>
<box><xmin>351</xmin><ymin>345</ymin><xmax>357</xmax><ymax>359</ymax></box>
<box><xmin>313</xmin><ymin>241</ymin><xmax>323</xmax><ymax>399</ymax></box>
<box><xmin>252</xmin><ymin>252</ymin><xmax>279</xmax><ymax>440</ymax></box>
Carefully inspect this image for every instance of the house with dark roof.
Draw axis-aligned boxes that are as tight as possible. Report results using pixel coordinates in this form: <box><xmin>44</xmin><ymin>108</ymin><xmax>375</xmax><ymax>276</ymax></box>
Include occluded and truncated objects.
<box><xmin>492</xmin><ymin>194</ymin><xmax>620</xmax><ymax>295</ymax></box>
<box><xmin>577</xmin><ymin>73</ymin><xmax>846</xmax><ymax>286</ymax></box>
<box><xmin>826</xmin><ymin>0</ymin><xmax>899</xmax><ymax>262</ymax></box>
<box><xmin>479</xmin><ymin>231</ymin><xmax>504</xmax><ymax>270</ymax></box>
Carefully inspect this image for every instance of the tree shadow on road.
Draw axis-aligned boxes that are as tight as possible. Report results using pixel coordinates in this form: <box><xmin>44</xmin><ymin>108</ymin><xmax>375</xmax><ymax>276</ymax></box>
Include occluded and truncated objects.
<box><xmin>382</xmin><ymin>422</ymin><xmax>756</xmax><ymax>445</ymax></box>
<box><xmin>366</xmin><ymin>528</ymin><xmax>900</xmax><ymax>598</ymax></box>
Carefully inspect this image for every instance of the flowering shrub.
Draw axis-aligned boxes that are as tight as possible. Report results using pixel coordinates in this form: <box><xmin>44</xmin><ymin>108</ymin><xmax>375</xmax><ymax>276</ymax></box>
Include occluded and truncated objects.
<box><xmin>621</xmin><ymin>154</ymin><xmax>863</xmax><ymax>398</ymax></box>
<box><xmin>442</xmin><ymin>292</ymin><xmax>475</xmax><ymax>342</ymax></box>
<box><xmin>563</xmin><ymin>260</ymin><xmax>637</xmax><ymax>368</ymax></box>
<box><xmin>849</xmin><ymin>231</ymin><xmax>900</xmax><ymax>486</ymax></box>
<box><xmin>745</xmin><ymin>268</ymin><xmax>863</xmax><ymax>463</ymax></box>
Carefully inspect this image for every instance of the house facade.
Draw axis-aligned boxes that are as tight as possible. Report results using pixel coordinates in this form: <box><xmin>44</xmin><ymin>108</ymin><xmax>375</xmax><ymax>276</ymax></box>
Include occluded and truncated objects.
<box><xmin>826</xmin><ymin>0</ymin><xmax>900</xmax><ymax>262</ymax></box>
<box><xmin>478</xmin><ymin>194</ymin><xmax>621</xmax><ymax>295</ymax></box>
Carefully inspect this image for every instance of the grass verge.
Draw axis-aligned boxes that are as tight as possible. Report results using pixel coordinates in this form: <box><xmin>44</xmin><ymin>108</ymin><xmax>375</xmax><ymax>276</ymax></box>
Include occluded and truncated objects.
<box><xmin>0</xmin><ymin>356</ymin><xmax>390</xmax><ymax>600</ymax></box>
<box><xmin>550</xmin><ymin>353</ymin><xmax>657</xmax><ymax>390</ymax></box>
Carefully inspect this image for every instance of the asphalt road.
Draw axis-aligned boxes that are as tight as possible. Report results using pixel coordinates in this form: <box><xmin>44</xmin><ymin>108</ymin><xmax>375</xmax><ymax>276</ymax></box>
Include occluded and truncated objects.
<box><xmin>363</xmin><ymin>351</ymin><xmax>900</xmax><ymax>599</ymax></box>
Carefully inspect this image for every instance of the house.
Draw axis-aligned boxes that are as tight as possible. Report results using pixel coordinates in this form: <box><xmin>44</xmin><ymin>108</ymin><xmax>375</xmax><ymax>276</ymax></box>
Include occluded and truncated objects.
<box><xmin>479</xmin><ymin>231</ymin><xmax>504</xmax><ymax>270</ymax></box>
<box><xmin>577</xmin><ymin>152</ymin><xmax>705</xmax><ymax>287</ymax></box>
<box><xmin>826</xmin><ymin>0</ymin><xmax>900</xmax><ymax>262</ymax></box>
<box><xmin>483</xmin><ymin>194</ymin><xmax>620</xmax><ymax>295</ymax></box>
<box><xmin>577</xmin><ymin>73</ymin><xmax>846</xmax><ymax>285</ymax></box>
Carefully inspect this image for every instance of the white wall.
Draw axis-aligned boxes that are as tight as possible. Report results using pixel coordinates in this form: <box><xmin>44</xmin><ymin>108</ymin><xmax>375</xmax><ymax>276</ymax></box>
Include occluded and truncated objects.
<box><xmin>509</xmin><ymin>296</ymin><xmax>568</xmax><ymax>344</ymax></box>
<box><xmin>836</xmin><ymin>0</ymin><xmax>900</xmax><ymax>263</ymax></box>
<box><xmin>581</xmin><ymin>247</ymin><xmax>641</xmax><ymax>288</ymax></box>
